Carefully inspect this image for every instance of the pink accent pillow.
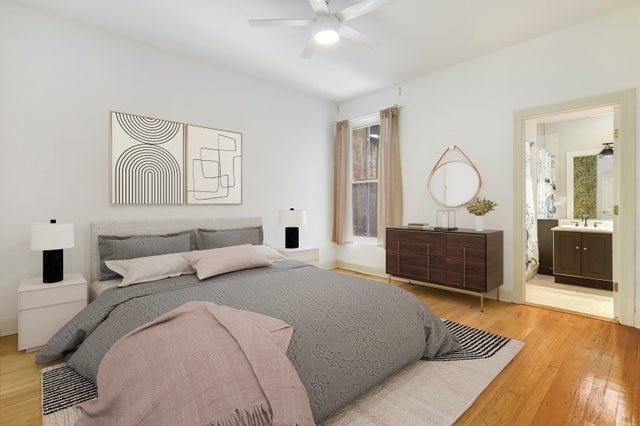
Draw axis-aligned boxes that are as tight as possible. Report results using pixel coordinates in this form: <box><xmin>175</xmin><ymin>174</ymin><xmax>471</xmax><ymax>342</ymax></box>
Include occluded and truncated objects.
<box><xmin>181</xmin><ymin>244</ymin><xmax>272</xmax><ymax>280</ymax></box>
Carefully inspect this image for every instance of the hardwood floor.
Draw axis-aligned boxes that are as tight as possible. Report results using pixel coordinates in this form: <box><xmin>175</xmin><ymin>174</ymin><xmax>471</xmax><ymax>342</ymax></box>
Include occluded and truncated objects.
<box><xmin>337</xmin><ymin>269</ymin><xmax>640</xmax><ymax>425</ymax></box>
<box><xmin>0</xmin><ymin>269</ymin><xmax>638</xmax><ymax>425</ymax></box>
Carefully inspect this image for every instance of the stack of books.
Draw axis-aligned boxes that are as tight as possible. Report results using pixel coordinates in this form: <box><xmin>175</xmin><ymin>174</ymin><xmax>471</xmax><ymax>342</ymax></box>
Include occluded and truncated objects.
<box><xmin>407</xmin><ymin>223</ymin><xmax>430</xmax><ymax>229</ymax></box>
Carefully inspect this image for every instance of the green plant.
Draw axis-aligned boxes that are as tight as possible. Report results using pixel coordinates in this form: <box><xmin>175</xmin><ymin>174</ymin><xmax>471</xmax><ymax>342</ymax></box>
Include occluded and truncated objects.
<box><xmin>465</xmin><ymin>196</ymin><xmax>497</xmax><ymax>216</ymax></box>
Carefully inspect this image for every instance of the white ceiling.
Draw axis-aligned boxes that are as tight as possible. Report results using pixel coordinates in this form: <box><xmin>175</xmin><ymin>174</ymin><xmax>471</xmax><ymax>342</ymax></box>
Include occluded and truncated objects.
<box><xmin>20</xmin><ymin>0</ymin><xmax>639</xmax><ymax>101</ymax></box>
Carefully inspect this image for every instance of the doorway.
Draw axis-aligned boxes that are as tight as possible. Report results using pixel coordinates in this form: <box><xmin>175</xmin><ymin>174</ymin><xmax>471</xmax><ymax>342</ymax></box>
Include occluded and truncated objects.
<box><xmin>513</xmin><ymin>90</ymin><xmax>636</xmax><ymax>326</ymax></box>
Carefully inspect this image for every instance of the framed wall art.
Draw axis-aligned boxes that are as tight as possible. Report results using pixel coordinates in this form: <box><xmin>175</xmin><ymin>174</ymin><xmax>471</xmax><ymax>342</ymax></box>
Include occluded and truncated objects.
<box><xmin>110</xmin><ymin>111</ymin><xmax>184</xmax><ymax>205</ymax></box>
<box><xmin>185</xmin><ymin>124</ymin><xmax>242</xmax><ymax>205</ymax></box>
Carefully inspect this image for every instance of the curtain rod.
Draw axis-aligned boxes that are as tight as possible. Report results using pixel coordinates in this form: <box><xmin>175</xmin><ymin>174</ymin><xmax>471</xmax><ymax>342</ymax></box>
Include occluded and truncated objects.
<box><xmin>343</xmin><ymin>104</ymin><xmax>402</xmax><ymax>123</ymax></box>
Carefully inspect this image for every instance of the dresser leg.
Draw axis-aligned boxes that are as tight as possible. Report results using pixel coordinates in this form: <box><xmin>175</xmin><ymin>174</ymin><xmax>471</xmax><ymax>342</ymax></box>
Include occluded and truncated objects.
<box><xmin>388</xmin><ymin>275</ymin><xmax>391</xmax><ymax>284</ymax></box>
<box><xmin>480</xmin><ymin>294</ymin><xmax>484</xmax><ymax>312</ymax></box>
<box><xmin>497</xmin><ymin>287</ymin><xmax>500</xmax><ymax>302</ymax></box>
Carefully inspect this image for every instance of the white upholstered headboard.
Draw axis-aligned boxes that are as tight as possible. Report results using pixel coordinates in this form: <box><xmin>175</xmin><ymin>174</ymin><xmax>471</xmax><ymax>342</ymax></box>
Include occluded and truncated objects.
<box><xmin>90</xmin><ymin>217</ymin><xmax>263</xmax><ymax>283</ymax></box>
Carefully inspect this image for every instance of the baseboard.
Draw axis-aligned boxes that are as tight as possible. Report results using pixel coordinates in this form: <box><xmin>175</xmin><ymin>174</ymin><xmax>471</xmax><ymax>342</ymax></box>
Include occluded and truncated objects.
<box><xmin>335</xmin><ymin>261</ymin><xmax>386</xmax><ymax>278</ymax></box>
<box><xmin>0</xmin><ymin>319</ymin><xmax>17</xmax><ymax>337</ymax></box>
<box><xmin>335</xmin><ymin>262</ymin><xmax>513</xmax><ymax>303</ymax></box>
<box><xmin>635</xmin><ymin>312</ymin><xmax>640</xmax><ymax>329</ymax></box>
<box><xmin>319</xmin><ymin>260</ymin><xmax>338</xmax><ymax>270</ymax></box>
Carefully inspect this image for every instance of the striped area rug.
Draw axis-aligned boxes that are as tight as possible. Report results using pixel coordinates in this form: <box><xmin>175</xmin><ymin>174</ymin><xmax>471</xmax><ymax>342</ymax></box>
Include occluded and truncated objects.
<box><xmin>435</xmin><ymin>320</ymin><xmax>511</xmax><ymax>361</ymax></box>
<box><xmin>42</xmin><ymin>320</ymin><xmax>522</xmax><ymax>425</ymax></box>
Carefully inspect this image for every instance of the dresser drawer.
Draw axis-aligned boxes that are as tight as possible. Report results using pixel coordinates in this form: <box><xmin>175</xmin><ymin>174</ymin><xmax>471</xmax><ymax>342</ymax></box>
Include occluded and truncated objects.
<box><xmin>446</xmin><ymin>258</ymin><xmax>486</xmax><ymax>275</ymax></box>
<box><xmin>387</xmin><ymin>230</ymin><xmax>446</xmax><ymax>251</ymax></box>
<box><xmin>446</xmin><ymin>246</ymin><xmax>486</xmax><ymax>262</ymax></box>
<box><xmin>400</xmin><ymin>252</ymin><xmax>427</xmax><ymax>268</ymax></box>
<box><xmin>398</xmin><ymin>264</ymin><xmax>427</xmax><ymax>281</ymax></box>
<box><xmin>428</xmin><ymin>268</ymin><xmax>447</xmax><ymax>284</ymax></box>
<box><xmin>19</xmin><ymin>284</ymin><xmax>87</xmax><ymax>310</ymax></box>
<box><xmin>447</xmin><ymin>234</ymin><xmax>486</xmax><ymax>249</ymax></box>
<box><xmin>446</xmin><ymin>271</ymin><xmax>486</xmax><ymax>291</ymax></box>
<box><xmin>430</xmin><ymin>256</ymin><xmax>447</xmax><ymax>270</ymax></box>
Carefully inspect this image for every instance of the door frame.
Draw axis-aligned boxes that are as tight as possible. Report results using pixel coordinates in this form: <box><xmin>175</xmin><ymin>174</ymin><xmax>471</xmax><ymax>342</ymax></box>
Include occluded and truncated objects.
<box><xmin>512</xmin><ymin>89</ymin><xmax>636</xmax><ymax>326</ymax></box>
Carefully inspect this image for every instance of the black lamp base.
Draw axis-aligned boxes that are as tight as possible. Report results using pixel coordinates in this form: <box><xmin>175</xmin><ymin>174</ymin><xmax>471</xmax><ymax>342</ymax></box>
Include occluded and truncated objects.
<box><xmin>43</xmin><ymin>249</ymin><xmax>64</xmax><ymax>283</ymax></box>
<box><xmin>285</xmin><ymin>227</ymin><xmax>299</xmax><ymax>249</ymax></box>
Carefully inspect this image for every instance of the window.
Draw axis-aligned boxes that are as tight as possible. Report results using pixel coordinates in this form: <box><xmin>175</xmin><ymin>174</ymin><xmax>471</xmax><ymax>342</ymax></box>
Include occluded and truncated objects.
<box><xmin>351</xmin><ymin>123</ymin><xmax>380</xmax><ymax>239</ymax></box>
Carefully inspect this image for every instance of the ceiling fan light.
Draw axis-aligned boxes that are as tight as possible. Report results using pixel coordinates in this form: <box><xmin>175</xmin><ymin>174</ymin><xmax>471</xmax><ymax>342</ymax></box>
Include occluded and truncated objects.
<box><xmin>315</xmin><ymin>29</ymin><xmax>340</xmax><ymax>45</ymax></box>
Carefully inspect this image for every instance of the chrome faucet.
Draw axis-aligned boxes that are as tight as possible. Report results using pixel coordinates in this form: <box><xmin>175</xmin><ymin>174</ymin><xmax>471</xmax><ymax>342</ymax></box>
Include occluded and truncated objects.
<box><xmin>581</xmin><ymin>215</ymin><xmax>589</xmax><ymax>227</ymax></box>
<box><xmin>593</xmin><ymin>221</ymin><xmax>603</xmax><ymax>228</ymax></box>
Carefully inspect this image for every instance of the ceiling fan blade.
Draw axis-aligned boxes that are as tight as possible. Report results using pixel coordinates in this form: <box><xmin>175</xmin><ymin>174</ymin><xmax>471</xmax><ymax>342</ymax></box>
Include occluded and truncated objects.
<box><xmin>300</xmin><ymin>35</ymin><xmax>317</xmax><ymax>59</ymax></box>
<box><xmin>249</xmin><ymin>19</ymin><xmax>313</xmax><ymax>27</ymax></box>
<box><xmin>308</xmin><ymin>0</ymin><xmax>330</xmax><ymax>15</ymax></box>
<box><xmin>339</xmin><ymin>25</ymin><xmax>378</xmax><ymax>49</ymax></box>
<box><xmin>336</xmin><ymin>0</ymin><xmax>396</xmax><ymax>22</ymax></box>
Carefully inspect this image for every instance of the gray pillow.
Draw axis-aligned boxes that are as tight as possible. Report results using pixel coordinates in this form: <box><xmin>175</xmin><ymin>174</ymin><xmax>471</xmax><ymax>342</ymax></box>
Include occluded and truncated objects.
<box><xmin>98</xmin><ymin>230</ymin><xmax>195</xmax><ymax>280</ymax></box>
<box><xmin>195</xmin><ymin>227</ymin><xmax>263</xmax><ymax>250</ymax></box>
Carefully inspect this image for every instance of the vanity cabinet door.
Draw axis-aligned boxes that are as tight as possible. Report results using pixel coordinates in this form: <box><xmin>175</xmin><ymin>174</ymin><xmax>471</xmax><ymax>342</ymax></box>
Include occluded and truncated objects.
<box><xmin>553</xmin><ymin>231</ymin><xmax>582</xmax><ymax>276</ymax></box>
<box><xmin>581</xmin><ymin>233</ymin><xmax>612</xmax><ymax>281</ymax></box>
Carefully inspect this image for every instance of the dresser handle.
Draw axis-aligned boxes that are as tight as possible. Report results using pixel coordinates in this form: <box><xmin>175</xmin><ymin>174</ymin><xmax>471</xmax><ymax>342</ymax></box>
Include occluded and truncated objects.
<box><xmin>427</xmin><ymin>244</ymin><xmax>430</xmax><ymax>281</ymax></box>
<box><xmin>575</xmin><ymin>246</ymin><xmax>580</xmax><ymax>250</ymax></box>
<box><xmin>583</xmin><ymin>247</ymin><xmax>588</xmax><ymax>251</ymax></box>
<box><xmin>463</xmin><ymin>247</ymin><xmax>466</xmax><ymax>287</ymax></box>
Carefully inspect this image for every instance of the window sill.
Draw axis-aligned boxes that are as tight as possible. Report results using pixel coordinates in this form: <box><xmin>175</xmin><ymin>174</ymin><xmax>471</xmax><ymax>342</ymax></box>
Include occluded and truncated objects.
<box><xmin>352</xmin><ymin>237</ymin><xmax>380</xmax><ymax>246</ymax></box>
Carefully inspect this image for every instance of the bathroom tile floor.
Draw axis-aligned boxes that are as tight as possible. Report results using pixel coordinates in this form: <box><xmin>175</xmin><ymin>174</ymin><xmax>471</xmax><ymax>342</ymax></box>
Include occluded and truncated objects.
<box><xmin>525</xmin><ymin>274</ymin><xmax>614</xmax><ymax>319</ymax></box>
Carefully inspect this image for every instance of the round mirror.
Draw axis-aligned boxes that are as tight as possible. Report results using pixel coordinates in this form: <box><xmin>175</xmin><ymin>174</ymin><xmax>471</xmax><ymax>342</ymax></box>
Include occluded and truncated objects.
<box><xmin>428</xmin><ymin>160</ymin><xmax>481</xmax><ymax>207</ymax></box>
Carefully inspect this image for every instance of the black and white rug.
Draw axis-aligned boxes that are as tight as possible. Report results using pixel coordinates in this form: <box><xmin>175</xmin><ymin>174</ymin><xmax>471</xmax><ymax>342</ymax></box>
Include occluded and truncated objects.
<box><xmin>42</xmin><ymin>321</ymin><xmax>523</xmax><ymax>425</ymax></box>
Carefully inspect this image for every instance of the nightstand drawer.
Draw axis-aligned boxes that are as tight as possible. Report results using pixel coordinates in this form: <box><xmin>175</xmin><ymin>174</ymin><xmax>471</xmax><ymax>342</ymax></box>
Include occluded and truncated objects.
<box><xmin>292</xmin><ymin>249</ymin><xmax>319</xmax><ymax>262</ymax></box>
<box><xmin>18</xmin><ymin>300</ymin><xmax>86</xmax><ymax>351</ymax></box>
<box><xmin>276</xmin><ymin>247</ymin><xmax>319</xmax><ymax>266</ymax></box>
<box><xmin>19</xmin><ymin>284</ymin><xmax>86</xmax><ymax>310</ymax></box>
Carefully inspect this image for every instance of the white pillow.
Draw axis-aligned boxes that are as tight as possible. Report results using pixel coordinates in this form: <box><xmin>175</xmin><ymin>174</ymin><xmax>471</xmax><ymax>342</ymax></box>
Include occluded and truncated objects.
<box><xmin>253</xmin><ymin>245</ymin><xmax>287</xmax><ymax>262</ymax></box>
<box><xmin>105</xmin><ymin>253</ymin><xmax>195</xmax><ymax>287</ymax></box>
<box><xmin>181</xmin><ymin>245</ymin><xmax>272</xmax><ymax>280</ymax></box>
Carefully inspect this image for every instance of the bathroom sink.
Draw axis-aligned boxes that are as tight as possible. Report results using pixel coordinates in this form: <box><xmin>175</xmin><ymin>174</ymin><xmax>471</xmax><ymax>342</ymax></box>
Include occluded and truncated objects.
<box><xmin>553</xmin><ymin>224</ymin><xmax>613</xmax><ymax>233</ymax></box>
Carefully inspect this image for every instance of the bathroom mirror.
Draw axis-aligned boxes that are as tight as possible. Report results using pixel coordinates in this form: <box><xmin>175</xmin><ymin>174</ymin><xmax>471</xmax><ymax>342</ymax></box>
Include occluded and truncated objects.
<box><xmin>428</xmin><ymin>146</ymin><xmax>482</xmax><ymax>207</ymax></box>
<box><xmin>528</xmin><ymin>107</ymin><xmax>615</xmax><ymax>220</ymax></box>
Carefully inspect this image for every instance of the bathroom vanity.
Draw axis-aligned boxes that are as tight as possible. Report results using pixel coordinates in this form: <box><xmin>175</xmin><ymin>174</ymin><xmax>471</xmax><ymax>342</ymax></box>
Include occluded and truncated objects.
<box><xmin>552</xmin><ymin>225</ymin><xmax>612</xmax><ymax>290</ymax></box>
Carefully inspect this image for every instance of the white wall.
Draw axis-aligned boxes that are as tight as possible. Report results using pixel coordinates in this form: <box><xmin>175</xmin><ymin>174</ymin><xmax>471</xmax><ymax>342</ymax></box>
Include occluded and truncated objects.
<box><xmin>0</xmin><ymin>2</ymin><xmax>337</xmax><ymax>335</ymax></box>
<box><xmin>336</xmin><ymin>4</ymin><xmax>640</xmax><ymax>308</ymax></box>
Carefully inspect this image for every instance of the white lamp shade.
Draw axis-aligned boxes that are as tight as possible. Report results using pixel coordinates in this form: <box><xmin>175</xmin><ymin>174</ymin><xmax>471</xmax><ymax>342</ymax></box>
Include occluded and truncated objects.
<box><xmin>279</xmin><ymin>210</ymin><xmax>307</xmax><ymax>228</ymax></box>
<box><xmin>31</xmin><ymin>222</ymin><xmax>75</xmax><ymax>250</ymax></box>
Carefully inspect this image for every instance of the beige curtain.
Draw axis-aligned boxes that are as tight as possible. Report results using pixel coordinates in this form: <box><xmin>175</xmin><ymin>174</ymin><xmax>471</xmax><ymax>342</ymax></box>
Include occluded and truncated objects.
<box><xmin>377</xmin><ymin>107</ymin><xmax>402</xmax><ymax>246</ymax></box>
<box><xmin>332</xmin><ymin>120</ymin><xmax>351</xmax><ymax>245</ymax></box>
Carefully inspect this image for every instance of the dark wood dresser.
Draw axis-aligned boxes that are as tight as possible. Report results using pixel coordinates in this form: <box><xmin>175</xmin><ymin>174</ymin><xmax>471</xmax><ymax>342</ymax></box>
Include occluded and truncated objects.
<box><xmin>386</xmin><ymin>226</ymin><xmax>503</xmax><ymax>310</ymax></box>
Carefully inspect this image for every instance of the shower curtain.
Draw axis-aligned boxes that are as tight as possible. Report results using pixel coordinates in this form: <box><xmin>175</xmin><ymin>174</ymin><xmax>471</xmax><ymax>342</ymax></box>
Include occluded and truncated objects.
<box><xmin>525</xmin><ymin>142</ymin><xmax>539</xmax><ymax>280</ymax></box>
<box><xmin>537</xmin><ymin>149</ymin><xmax>556</xmax><ymax>219</ymax></box>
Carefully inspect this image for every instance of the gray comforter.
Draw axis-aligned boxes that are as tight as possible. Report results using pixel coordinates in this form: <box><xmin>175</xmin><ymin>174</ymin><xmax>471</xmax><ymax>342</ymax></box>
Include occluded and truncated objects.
<box><xmin>37</xmin><ymin>261</ymin><xmax>458</xmax><ymax>421</ymax></box>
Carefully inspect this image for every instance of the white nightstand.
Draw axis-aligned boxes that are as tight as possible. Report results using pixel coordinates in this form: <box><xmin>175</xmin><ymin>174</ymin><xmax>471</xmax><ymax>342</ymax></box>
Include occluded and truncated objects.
<box><xmin>18</xmin><ymin>272</ymin><xmax>88</xmax><ymax>352</ymax></box>
<box><xmin>277</xmin><ymin>246</ymin><xmax>319</xmax><ymax>266</ymax></box>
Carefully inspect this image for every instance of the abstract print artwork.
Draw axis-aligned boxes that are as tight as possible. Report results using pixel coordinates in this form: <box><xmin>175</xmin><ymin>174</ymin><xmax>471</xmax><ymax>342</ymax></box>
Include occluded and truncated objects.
<box><xmin>185</xmin><ymin>124</ymin><xmax>242</xmax><ymax>204</ymax></box>
<box><xmin>111</xmin><ymin>112</ymin><xmax>183</xmax><ymax>204</ymax></box>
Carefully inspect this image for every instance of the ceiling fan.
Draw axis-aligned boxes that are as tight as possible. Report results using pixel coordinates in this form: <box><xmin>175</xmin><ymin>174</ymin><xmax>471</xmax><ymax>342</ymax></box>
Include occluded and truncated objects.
<box><xmin>249</xmin><ymin>0</ymin><xmax>397</xmax><ymax>58</ymax></box>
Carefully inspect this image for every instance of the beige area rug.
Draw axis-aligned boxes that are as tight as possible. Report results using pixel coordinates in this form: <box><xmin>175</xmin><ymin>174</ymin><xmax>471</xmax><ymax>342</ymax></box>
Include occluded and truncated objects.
<box><xmin>43</xmin><ymin>341</ymin><xmax>522</xmax><ymax>426</ymax></box>
<box><xmin>43</xmin><ymin>323</ymin><xmax>524</xmax><ymax>426</ymax></box>
<box><xmin>324</xmin><ymin>340</ymin><xmax>523</xmax><ymax>425</ymax></box>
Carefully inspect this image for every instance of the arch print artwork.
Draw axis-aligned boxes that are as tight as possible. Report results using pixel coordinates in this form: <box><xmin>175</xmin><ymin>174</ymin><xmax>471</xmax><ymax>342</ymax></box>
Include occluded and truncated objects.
<box><xmin>111</xmin><ymin>112</ymin><xmax>184</xmax><ymax>204</ymax></box>
<box><xmin>110</xmin><ymin>111</ymin><xmax>242</xmax><ymax>205</ymax></box>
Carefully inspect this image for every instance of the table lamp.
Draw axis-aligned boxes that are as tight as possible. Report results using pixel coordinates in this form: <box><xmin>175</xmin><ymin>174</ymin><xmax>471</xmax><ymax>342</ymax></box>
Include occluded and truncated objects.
<box><xmin>279</xmin><ymin>208</ymin><xmax>307</xmax><ymax>249</ymax></box>
<box><xmin>31</xmin><ymin>219</ymin><xmax>75</xmax><ymax>283</ymax></box>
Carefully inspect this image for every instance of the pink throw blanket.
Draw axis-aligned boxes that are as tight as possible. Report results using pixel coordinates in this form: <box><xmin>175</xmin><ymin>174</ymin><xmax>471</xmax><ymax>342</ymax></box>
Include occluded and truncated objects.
<box><xmin>76</xmin><ymin>301</ymin><xmax>314</xmax><ymax>425</ymax></box>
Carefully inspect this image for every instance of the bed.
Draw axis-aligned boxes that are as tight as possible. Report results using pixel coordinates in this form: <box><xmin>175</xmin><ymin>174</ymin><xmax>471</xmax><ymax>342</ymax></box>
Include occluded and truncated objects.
<box><xmin>37</xmin><ymin>217</ymin><xmax>459</xmax><ymax>422</ymax></box>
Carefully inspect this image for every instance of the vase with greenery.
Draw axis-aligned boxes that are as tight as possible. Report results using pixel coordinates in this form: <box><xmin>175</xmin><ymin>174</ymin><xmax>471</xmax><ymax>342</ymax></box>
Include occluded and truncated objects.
<box><xmin>464</xmin><ymin>196</ymin><xmax>497</xmax><ymax>231</ymax></box>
